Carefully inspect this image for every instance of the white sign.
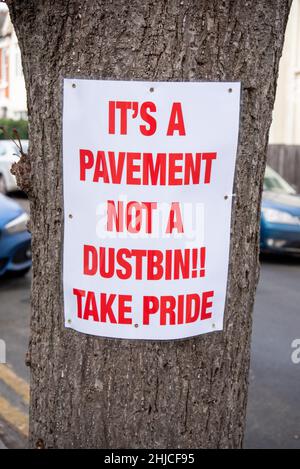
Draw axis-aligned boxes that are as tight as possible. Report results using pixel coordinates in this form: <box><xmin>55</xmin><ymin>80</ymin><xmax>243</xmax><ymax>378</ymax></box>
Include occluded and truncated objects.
<box><xmin>63</xmin><ymin>79</ymin><xmax>240</xmax><ymax>340</ymax></box>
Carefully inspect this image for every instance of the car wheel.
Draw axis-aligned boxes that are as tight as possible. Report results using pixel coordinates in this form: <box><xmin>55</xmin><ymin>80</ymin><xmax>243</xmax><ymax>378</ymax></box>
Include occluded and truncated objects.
<box><xmin>0</xmin><ymin>174</ymin><xmax>7</xmax><ymax>194</ymax></box>
<box><xmin>6</xmin><ymin>267</ymin><xmax>31</xmax><ymax>278</ymax></box>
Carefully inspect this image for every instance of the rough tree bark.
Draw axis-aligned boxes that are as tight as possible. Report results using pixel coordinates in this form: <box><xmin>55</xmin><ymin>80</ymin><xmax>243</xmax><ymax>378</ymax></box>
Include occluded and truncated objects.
<box><xmin>8</xmin><ymin>0</ymin><xmax>291</xmax><ymax>449</ymax></box>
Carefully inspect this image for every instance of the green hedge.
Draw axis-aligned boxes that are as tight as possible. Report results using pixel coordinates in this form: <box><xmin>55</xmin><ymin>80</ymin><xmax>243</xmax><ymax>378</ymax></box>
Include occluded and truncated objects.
<box><xmin>0</xmin><ymin>118</ymin><xmax>28</xmax><ymax>140</ymax></box>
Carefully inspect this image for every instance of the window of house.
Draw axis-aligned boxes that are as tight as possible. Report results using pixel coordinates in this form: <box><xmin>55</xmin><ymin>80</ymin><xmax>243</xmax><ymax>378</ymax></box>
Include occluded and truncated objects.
<box><xmin>0</xmin><ymin>48</ymin><xmax>8</xmax><ymax>84</ymax></box>
<box><xmin>15</xmin><ymin>47</ymin><xmax>22</xmax><ymax>77</ymax></box>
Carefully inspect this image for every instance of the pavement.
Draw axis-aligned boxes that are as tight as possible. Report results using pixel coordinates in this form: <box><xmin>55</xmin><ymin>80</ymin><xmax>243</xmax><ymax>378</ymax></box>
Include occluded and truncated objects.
<box><xmin>0</xmin><ymin>272</ymin><xmax>30</xmax><ymax>449</ymax></box>
<box><xmin>0</xmin><ymin>197</ymin><xmax>299</xmax><ymax>447</ymax></box>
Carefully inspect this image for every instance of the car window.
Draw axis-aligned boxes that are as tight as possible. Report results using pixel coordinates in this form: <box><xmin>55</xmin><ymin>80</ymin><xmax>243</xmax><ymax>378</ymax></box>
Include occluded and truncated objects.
<box><xmin>0</xmin><ymin>143</ymin><xmax>6</xmax><ymax>156</ymax></box>
<box><xmin>264</xmin><ymin>166</ymin><xmax>296</xmax><ymax>195</ymax></box>
<box><xmin>0</xmin><ymin>140</ymin><xmax>28</xmax><ymax>157</ymax></box>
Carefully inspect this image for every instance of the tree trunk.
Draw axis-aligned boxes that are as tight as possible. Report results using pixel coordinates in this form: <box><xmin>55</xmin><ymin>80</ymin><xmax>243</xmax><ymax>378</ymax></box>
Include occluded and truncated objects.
<box><xmin>8</xmin><ymin>0</ymin><xmax>291</xmax><ymax>449</ymax></box>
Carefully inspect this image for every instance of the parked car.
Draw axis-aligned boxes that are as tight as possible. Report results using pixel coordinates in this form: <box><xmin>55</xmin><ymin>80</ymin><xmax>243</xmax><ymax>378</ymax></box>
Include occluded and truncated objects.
<box><xmin>261</xmin><ymin>166</ymin><xmax>300</xmax><ymax>254</ymax></box>
<box><xmin>0</xmin><ymin>140</ymin><xmax>28</xmax><ymax>193</ymax></box>
<box><xmin>0</xmin><ymin>194</ymin><xmax>31</xmax><ymax>277</ymax></box>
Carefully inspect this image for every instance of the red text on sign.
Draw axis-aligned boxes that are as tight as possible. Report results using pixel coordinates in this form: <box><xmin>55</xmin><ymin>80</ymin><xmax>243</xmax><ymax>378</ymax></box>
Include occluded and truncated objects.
<box><xmin>143</xmin><ymin>291</ymin><xmax>214</xmax><ymax>325</ymax></box>
<box><xmin>72</xmin><ymin>289</ymin><xmax>214</xmax><ymax>326</ymax></box>
<box><xmin>83</xmin><ymin>245</ymin><xmax>206</xmax><ymax>280</ymax></box>
<box><xmin>108</xmin><ymin>101</ymin><xmax>157</xmax><ymax>136</ymax></box>
<box><xmin>79</xmin><ymin>149</ymin><xmax>217</xmax><ymax>186</ymax></box>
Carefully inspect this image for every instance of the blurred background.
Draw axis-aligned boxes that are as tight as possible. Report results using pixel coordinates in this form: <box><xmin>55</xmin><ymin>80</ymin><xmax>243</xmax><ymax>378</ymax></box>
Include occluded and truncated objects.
<box><xmin>0</xmin><ymin>1</ymin><xmax>299</xmax><ymax>449</ymax></box>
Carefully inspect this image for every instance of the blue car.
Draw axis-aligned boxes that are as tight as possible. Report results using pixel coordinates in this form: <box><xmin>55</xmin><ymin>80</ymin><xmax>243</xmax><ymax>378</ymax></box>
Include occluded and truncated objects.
<box><xmin>261</xmin><ymin>166</ymin><xmax>300</xmax><ymax>254</ymax></box>
<box><xmin>0</xmin><ymin>194</ymin><xmax>31</xmax><ymax>276</ymax></box>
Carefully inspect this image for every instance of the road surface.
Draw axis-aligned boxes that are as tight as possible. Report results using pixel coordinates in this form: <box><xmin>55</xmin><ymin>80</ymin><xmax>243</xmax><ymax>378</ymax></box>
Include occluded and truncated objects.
<box><xmin>0</xmin><ymin>248</ymin><xmax>299</xmax><ymax>448</ymax></box>
<box><xmin>245</xmin><ymin>255</ymin><xmax>300</xmax><ymax>449</ymax></box>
